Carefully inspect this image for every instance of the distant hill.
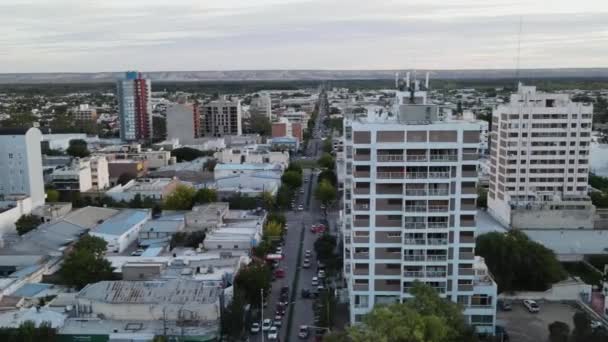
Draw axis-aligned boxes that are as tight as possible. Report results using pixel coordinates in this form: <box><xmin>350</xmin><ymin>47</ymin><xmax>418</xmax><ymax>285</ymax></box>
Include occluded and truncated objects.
<box><xmin>1</xmin><ymin>68</ymin><xmax>608</xmax><ymax>83</ymax></box>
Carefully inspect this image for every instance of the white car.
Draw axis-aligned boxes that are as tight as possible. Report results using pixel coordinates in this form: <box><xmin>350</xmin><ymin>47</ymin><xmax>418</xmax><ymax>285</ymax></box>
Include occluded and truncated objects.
<box><xmin>276</xmin><ymin>247</ymin><xmax>283</xmax><ymax>255</ymax></box>
<box><xmin>250</xmin><ymin>322</ymin><xmax>261</xmax><ymax>334</ymax></box>
<box><xmin>318</xmin><ymin>270</ymin><xmax>326</xmax><ymax>278</ymax></box>
<box><xmin>305</xmin><ymin>250</ymin><xmax>312</xmax><ymax>257</ymax></box>
<box><xmin>298</xmin><ymin>205</ymin><xmax>304</xmax><ymax>211</ymax></box>
<box><xmin>523</xmin><ymin>299</ymin><xmax>540</xmax><ymax>313</ymax></box>
<box><xmin>312</xmin><ymin>277</ymin><xmax>319</xmax><ymax>286</ymax></box>
<box><xmin>268</xmin><ymin>326</ymin><xmax>279</xmax><ymax>340</ymax></box>
<box><xmin>262</xmin><ymin>319</ymin><xmax>272</xmax><ymax>331</ymax></box>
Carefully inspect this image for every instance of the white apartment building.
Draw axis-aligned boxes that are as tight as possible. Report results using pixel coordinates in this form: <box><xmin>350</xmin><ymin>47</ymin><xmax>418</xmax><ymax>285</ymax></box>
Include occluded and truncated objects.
<box><xmin>50</xmin><ymin>159</ymin><xmax>93</xmax><ymax>192</ymax></box>
<box><xmin>201</xmin><ymin>97</ymin><xmax>242</xmax><ymax>137</ymax></box>
<box><xmin>341</xmin><ymin>77</ymin><xmax>496</xmax><ymax>333</ymax></box>
<box><xmin>487</xmin><ymin>84</ymin><xmax>595</xmax><ymax>229</ymax></box>
<box><xmin>90</xmin><ymin>156</ymin><xmax>110</xmax><ymax>190</ymax></box>
<box><xmin>0</xmin><ymin>128</ymin><xmax>45</xmax><ymax>207</ymax></box>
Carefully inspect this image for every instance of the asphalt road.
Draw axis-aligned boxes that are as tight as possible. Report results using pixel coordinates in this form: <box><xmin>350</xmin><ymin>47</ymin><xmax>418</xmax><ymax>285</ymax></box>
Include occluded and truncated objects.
<box><xmin>250</xmin><ymin>90</ymin><xmax>329</xmax><ymax>342</ymax></box>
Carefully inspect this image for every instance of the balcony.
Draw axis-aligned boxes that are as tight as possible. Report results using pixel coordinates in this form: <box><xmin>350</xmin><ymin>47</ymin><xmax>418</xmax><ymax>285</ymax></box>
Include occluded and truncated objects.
<box><xmin>353</xmin><ymin>236</ymin><xmax>370</xmax><ymax>243</ymax></box>
<box><xmin>375</xmin><ymin>282</ymin><xmax>401</xmax><ymax>292</ymax></box>
<box><xmin>376</xmin><ymin>217</ymin><xmax>402</xmax><ymax>227</ymax></box>
<box><xmin>461</xmin><ymin>220</ymin><xmax>476</xmax><ymax>227</ymax></box>
<box><xmin>428</xmin><ymin>238</ymin><xmax>448</xmax><ymax>245</ymax></box>
<box><xmin>377</xmin><ymin>155</ymin><xmax>404</xmax><ymax>162</ymax></box>
<box><xmin>459</xmin><ymin>268</ymin><xmax>475</xmax><ymax>276</ymax></box>
<box><xmin>459</xmin><ymin>252</ymin><xmax>474</xmax><ymax>260</ymax></box>
<box><xmin>405</xmin><ymin>206</ymin><xmax>426</xmax><ymax>212</ymax></box>
<box><xmin>426</xmin><ymin>271</ymin><xmax>447</xmax><ymax>278</ymax></box>
<box><xmin>406</xmin><ymin>172</ymin><xmax>428</xmax><ymax>179</ymax></box>
<box><xmin>430</xmin><ymin>155</ymin><xmax>457</xmax><ymax>162</ymax></box>
<box><xmin>461</xmin><ymin>203</ymin><xmax>476</xmax><ymax>211</ymax></box>
<box><xmin>407</xmin><ymin>155</ymin><xmax>428</xmax><ymax>162</ymax></box>
<box><xmin>377</xmin><ymin>172</ymin><xmax>405</xmax><ymax>179</ymax></box>
<box><xmin>376</xmin><ymin>186</ymin><xmax>402</xmax><ymax>195</ymax></box>
<box><xmin>432</xmin><ymin>287</ymin><xmax>447</xmax><ymax>294</ymax></box>
<box><xmin>354</xmin><ymin>154</ymin><xmax>370</xmax><ymax>161</ymax></box>
<box><xmin>353</xmin><ymin>268</ymin><xmax>369</xmax><ymax>275</ymax></box>
<box><xmin>428</xmin><ymin>189</ymin><xmax>449</xmax><ymax>196</ymax></box>
<box><xmin>458</xmin><ymin>284</ymin><xmax>474</xmax><ymax>292</ymax></box>
<box><xmin>353</xmin><ymin>219</ymin><xmax>370</xmax><ymax>227</ymax></box>
<box><xmin>354</xmin><ymin>203</ymin><xmax>370</xmax><ymax>211</ymax></box>
<box><xmin>462</xmin><ymin>153</ymin><xmax>479</xmax><ymax>160</ymax></box>
<box><xmin>403</xmin><ymin>255</ymin><xmax>425</xmax><ymax>261</ymax></box>
<box><xmin>353</xmin><ymin>284</ymin><xmax>369</xmax><ymax>291</ymax></box>
<box><xmin>461</xmin><ymin>187</ymin><xmax>476</xmax><ymax>194</ymax></box>
<box><xmin>429</xmin><ymin>171</ymin><xmax>451</xmax><ymax>179</ymax></box>
<box><xmin>404</xmin><ymin>238</ymin><xmax>426</xmax><ymax>245</ymax></box>
<box><xmin>353</xmin><ymin>252</ymin><xmax>370</xmax><ymax>259</ymax></box>
<box><xmin>376</xmin><ymin>266</ymin><xmax>401</xmax><ymax>276</ymax></box>
<box><xmin>428</xmin><ymin>222</ymin><xmax>448</xmax><ymax>229</ymax></box>
<box><xmin>354</xmin><ymin>171</ymin><xmax>370</xmax><ymax>178</ymax></box>
<box><xmin>403</xmin><ymin>271</ymin><xmax>425</xmax><ymax>278</ymax></box>
<box><xmin>376</xmin><ymin>203</ymin><xmax>402</xmax><ymax>211</ymax></box>
<box><xmin>405</xmin><ymin>189</ymin><xmax>427</xmax><ymax>196</ymax></box>
<box><xmin>427</xmin><ymin>255</ymin><xmax>448</xmax><ymax>262</ymax></box>
<box><xmin>376</xmin><ymin>250</ymin><xmax>402</xmax><ymax>260</ymax></box>
<box><xmin>462</xmin><ymin>170</ymin><xmax>478</xmax><ymax>178</ymax></box>
<box><xmin>404</xmin><ymin>222</ymin><xmax>426</xmax><ymax>229</ymax></box>
<box><xmin>460</xmin><ymin>236</ymin><xmax>475</xmax><ymax>243</ymax></box>
<box><xmin>428</xmin><ymin>205</ymin><xmax>449</xmax><ymax>212</ymax></box>
<box><xmin>354</xmin><ymin>188</ymin><xmax>370</xmax><ymax>195</ymax></box>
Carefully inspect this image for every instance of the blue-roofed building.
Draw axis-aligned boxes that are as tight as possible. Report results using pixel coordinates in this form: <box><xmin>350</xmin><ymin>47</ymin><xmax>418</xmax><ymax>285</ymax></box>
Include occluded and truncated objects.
<box><xmin>90</xmin><ymin>209</ymin><xmax>150</xmax><ymax>253</ymax></box>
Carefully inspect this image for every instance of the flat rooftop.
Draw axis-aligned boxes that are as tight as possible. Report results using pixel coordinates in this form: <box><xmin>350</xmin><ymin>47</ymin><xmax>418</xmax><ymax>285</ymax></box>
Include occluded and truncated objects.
<box><xmin>93</xmin><ymin>210</ymin><xmax>149</xmax><ymax>236</ymax></box>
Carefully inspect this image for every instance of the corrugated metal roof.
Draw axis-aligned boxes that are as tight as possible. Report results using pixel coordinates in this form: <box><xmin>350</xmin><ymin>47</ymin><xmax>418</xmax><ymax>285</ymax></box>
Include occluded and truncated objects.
<box><xmin>12</xmin><ymin>283</ymin><xmax>52</xmax><ymax>298</ymax></box>
<box><xmin>93</xmin><ymin>210</ymin><xmax>149</xmax><ymax>236</ymax></box>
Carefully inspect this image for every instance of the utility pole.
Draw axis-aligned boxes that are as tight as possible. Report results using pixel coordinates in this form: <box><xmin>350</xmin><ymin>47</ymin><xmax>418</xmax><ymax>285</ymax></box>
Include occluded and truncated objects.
<box><xmin>261</xmin><ymin>288</ymin><xmax>265</xmax><ymax>342</ymax></box>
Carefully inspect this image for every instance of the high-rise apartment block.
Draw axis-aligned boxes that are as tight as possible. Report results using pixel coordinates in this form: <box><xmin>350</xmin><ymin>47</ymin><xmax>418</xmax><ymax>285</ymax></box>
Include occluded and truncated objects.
<box><xmin>201</xmin><ymin>97</ymin><xmax>242</xmax><ymax>137</ymax></box>
<box><xmin>488</xmin><ymin>84</ymin><xmax>594</xmax><ymax>229</ymax></box>
<box><xmin>341</xmin><ymin>75</ymin><xmax>496</xmax><ymax>333</ymax></box>
<box><xmin>69</xmin><ymin>104</ymin><xmax>98</xmax><ymax>123</ymax></box>
<box><xmin>166</xmin><ymin>100</ymin><xmax>201</xmax><ymax>143</ymax></box>
<box><xmin>117</xmin><ymin>71</ymin><xmax>152</xmax><ymax>141</ymax></box>
<box><xmin>0</xmin><ymin>128</ymin><xmax>45</xmax><ymax>207</ymax></box>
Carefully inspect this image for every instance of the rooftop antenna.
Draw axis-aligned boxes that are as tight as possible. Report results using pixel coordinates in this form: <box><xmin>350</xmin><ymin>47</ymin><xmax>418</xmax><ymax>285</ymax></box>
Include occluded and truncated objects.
<box><xmin>515</xmin><ymin>16</ymin><xmax>523</xmax><ymax>86</ymax></box>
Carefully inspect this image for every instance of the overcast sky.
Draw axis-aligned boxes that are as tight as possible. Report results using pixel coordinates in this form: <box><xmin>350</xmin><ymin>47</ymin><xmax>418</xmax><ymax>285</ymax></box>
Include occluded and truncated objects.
<box><xmin>2</xmin><ymin>0</ymin><xmax>608</xmax><ymax>72</ymax></box>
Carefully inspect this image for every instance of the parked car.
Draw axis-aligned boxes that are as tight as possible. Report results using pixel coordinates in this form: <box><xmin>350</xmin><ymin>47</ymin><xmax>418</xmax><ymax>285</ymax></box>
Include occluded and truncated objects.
<box><xmin>268</xmin><ymin>326</ymin><xmax>279</xmax><ymax>340</ymax></box>
<box><xmin>250</xmin><ymin>323</ymin><xmax>261</xmax><ymax>334</ymax></box>
<box><xmin>274</xmin><ymin>268</ymin><xmax>285</xmax><ymax>278</ymax></box>
<box><xmin>303</xmin><ymin>259</ymin><xmax>311</xmax><ymax>268</ymax></box>
<box><xmin>499</xmin><ymin>299</ymin><xmax>512</xmax><ymax>311</ymax></box>
<box><xmin>317</xmin><ymin>270</ymin><xmax>326</xmax><ymax>278</ymax></box>
<box><xmin>301</xmin><ymin>289</ymin><xmax>311</xmax><ymax>299</ymax></box>
<box><xmin>274</xmin><ymin>315</ymin><xmax>283</xmax><ymax>326</ymax></box>
<box><xmin>262</xmin><ymin>319</ymin><xmax>272</xmax><ymax>331</ymax></box>
<box><xmin>523</xmin><ymin>299</ymin><xmax>540</xmax><ymax>313</ymax></box>
<box><xmin>312</xmin><ymin>277</ymin><xmax>319</xmax><ymax>286</ymax></box>
<box><xmin>131</xmin><ymin>248</ymin><xmax>145</xmax><ymax>256</ymax></box>
<box><xmin>298</xmin><ymin>325</ymin><xmax>310</xmax><ymax>339</ymax></box>
<box><xmin>305</xmin><ymin>250</ymin><xmax>312</xmax><ymax>257</ymax></box>
<box><xmin>298</xmin><ymin>205</ymin><xmax>304</xmax><ymax>211</ymax></box>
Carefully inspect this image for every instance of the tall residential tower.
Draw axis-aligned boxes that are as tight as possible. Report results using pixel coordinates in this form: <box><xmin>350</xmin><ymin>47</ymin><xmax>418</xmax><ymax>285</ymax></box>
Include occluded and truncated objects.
<box><xmin>487</xmin><ymin>84</ymin><xmax>594</xmax><ymax>229</ymax></box>
<box><xmin>117</xmin><ymin>71</ymin><xmax>152</xmax><ymax>141</ymax></box>
<box><xmin>341</xmin><ymin>74</ymin><xmax>496</xmax><ymax>333</ymax></box>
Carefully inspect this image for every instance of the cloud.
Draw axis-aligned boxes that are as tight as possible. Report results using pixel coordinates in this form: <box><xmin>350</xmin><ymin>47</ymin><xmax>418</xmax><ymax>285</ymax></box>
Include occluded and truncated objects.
<box><xmin>1</xmin><ymin>0</ymin><xmax>607</xmax><ymax>72</ymax></box>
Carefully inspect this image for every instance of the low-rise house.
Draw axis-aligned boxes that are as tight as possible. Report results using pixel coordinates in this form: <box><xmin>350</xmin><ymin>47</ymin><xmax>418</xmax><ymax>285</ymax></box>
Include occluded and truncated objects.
<box><xmin>214</xmin><ymin>162</ymin><xmax>281</xmax><ymax>179</ymax></box>
<box><xmin>185</xmin><ymin>203</ymin><xmax>229</xmax><ymax>230</ymax></box>
<box><xmin>138</xmin><ymin>215</ymin><xmax>185</xmax><ymax>247</ymax></box>
<box><xmin>214</xmin><ymin>148</ymin><xmax>289</xmax><ymax>170</ymax></box>
<box><xmin>90</xmin><ymin>209</ymin><xmax>150</xmax><ymax>253</ymax></box>
<box><xmin>105</xmin><ymin>178</ymin><xmax>181</xmax><ymax>202</ymax></box>
<box><xmin>215</xmin><ymin>171</ymin><xmax>281</xmax><ymax>198</ymax></box>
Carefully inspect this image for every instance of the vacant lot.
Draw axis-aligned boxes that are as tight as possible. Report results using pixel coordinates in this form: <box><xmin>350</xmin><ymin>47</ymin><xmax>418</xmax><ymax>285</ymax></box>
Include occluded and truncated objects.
<box><xmin>496</xmin><ymin>301</ymin><xmax>580</xmax><ymax>342</ymax></box>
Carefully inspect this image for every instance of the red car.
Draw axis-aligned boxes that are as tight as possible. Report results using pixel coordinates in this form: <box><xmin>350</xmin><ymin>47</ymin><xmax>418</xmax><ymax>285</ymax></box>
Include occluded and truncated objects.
<box><xmin>310</xmin><ymin>224</ymin><xmax>326</xmax><ymax>234</ymax></box>
<box><xmin>274</xmin><ymin>268</ymin><xmax>285</xmax><ymax>278</ymax></box>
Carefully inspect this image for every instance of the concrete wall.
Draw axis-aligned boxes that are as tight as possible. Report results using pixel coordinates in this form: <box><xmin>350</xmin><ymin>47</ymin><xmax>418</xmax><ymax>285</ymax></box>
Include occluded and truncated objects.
<box><xmin>512</xmin><ymin>207</ymin><xmax>595</xmax><ymax>229</ymax></box>
<box><xmin>499</xmin><ymin>280</ymin><xmax>592</xmax><ymax>302</ymax></box>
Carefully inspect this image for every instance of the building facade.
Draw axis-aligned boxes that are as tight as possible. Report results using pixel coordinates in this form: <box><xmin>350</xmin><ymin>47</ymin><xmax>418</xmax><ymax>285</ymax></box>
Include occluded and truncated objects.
<box><xmin>166</xmin><ymin>101</ymin><xmax>201</xmax><ymax>143</ymax></box>
<box><xmin>487</xmin><ymin>84</ymin><xmax>594</xmax><ymax>228</ymax></box>
<box><xmin>201</xmin><ymin>97</ymin><xmax>242</xmax><ymax>137</ymax></box>
<box><xmin>117</xmin><ymin>71</ymin><xmax>152</xmax><ymax>141</ymax></box>
<box><xmin>0</xmin><ymin>128</ymin><xmax>45</xmax><ymax>207</ymax></box>
<box><xmin>69</xmin><ymin>104</ymin><xmax>98</xmax><ymax>124</ymax></box>
<box><xmin>341</xmin><ymin>77</ymin><xmax>496</xmax><ymax>333</ymax></box>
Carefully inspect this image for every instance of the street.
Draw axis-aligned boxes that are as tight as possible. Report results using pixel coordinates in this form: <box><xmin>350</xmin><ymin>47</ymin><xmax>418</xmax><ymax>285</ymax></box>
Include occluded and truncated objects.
<box><xmin>250</xmin><ymin>89</ymin><xmax>330</xmax><ymax>342</ymax></box>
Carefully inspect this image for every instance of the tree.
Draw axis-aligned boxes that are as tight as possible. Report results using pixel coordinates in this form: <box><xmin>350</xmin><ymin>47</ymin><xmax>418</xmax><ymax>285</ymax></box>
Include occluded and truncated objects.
<box><xmin>163</xmin><ymin>185</ymin><xmax>196</xmax><ymax>210</ymax></box>
<box><xmin>221</xmin><ymin>291</ymin><xmax>246</xmax><ymax>341</ymax></box>
<box><xmin>281</xmin><ymin>170</ymin><xmax>303</xmax><ymax>189</ymax></box>
<box><xmin>476</xmin><ymin>231</ymin><xmax>566</xmax><ymax>292</ymax></box>
<box><xmin>548</xmin><ymin>321</ymin><xmax>570</xmax><ymax>342</ymax></box>
<box><xmin>171</xmin><ymin>147</ymin><xmax>212</xmax><ymax>162</ymax></box>
<box><xmin>318</xmin><ymin>153</ymin><xmax>335</xmax><ymax>169</ymax></box>
<box><xmin>286</xmin><ymin>162</ymin><xmax>303</xmax><ymax>175</ymax></box>
<box><xmin>66</xmin><ymin>139</ymin><xmax>90</xmax><ymax>158</ymax></box>
<box><xmin>249</xmin><ymin>116</ymin><xmax>271</xmax><ymax>136</ymax></box>
<box><xmin>315</xmin><ymin>179</ymin><xmax>337</xmax><ymax>206</ymax></box>
<box><xmin>194</xmin><ymin>188</ymin><xmax>217</xmax><ymax>204</ymax></box>
<box><xmin>477</xmin><ymin>187</ymin><xmax>487</xmax><ymax>208</ymax></box>
<box><xmin>322</xmin><ymin>331</ymin><xmax>350</xmax><ymax>342</ymax></box>
<box><xmin>347</xmin><ymin>282</ymin><xmax>474</xmax><ymax>342</ymax></box>
<box><xmin>45</xmin><ymin>189</ymin><xmax>60</xmax><ymax>203</ymax></box>
<box><xmin>228</xmin><ymin>194</ymin><xmax>258</xmax><ymax>210</ymax></box>
<box><xmin>204</xmin><ymin>159</ymin><xmax>217</xmax><ymax>171</ymax></box>
<box><xmin>275</xmin><ymin>185</ymin><xmax>293</xmax><ymax>210</ymax></box>
<box><xmin>261</xmin><ymin>191</ymin><xmax>275</xmax><ymax>210</ymax></box>
<box><xmin>318</xmin><ymin>169</ymin><xmax>338</xmax><ymax>187</ymax></box>
<box><xmin>0</xmin><ymin>321</ymin><xmax>57</xmax><ymax>342</ymax></box>
<box><xmin>264</xmin><ymin>220</ymin><xmax>283</xmax><ymax>239</ymax></box>
<box><xmin>117</xmin><ymin>172</ymin><xmax>136</xmax><ymax>186</ymax></box>
<box><xmin>169</xmin><ymin>231</ymin><xmax>206</xmax><ymax>249</ymax></box>
<box><xmin>15</xmin><ymin>214</ymin><xmax>41</xmax><ymax>235</ymax></box>
<box><xmin>571</xmin><ymin>312</ymin><xmax>591</xmax><ymax>342</ymax></box>
<box><xmin>323</xmin><ymin>139</ymin><xmax>333</xmax><ymax>153</ymax></box>
<box><xmin>59</xmin><ymin>235</ymin><xmax>114</xmax><ymax>289</ymax></box>
<box><xmin>234</xmin><ymin>262</ymin><xmax>272</xmax><ymax>307</ymax></box>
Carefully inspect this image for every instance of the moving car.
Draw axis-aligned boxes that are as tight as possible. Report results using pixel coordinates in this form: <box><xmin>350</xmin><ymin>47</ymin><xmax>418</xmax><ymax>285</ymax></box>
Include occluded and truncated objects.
<box><xmin>298</xmin><ymin>325</ymin><xmax>310</xmax><ymax>339</ymax></box>
<box><xmin>305</xmin><ymin>250</ymin><xmax>312</xmax><ymax>257</ymax></box>
<box><xmin>303</xmin><ymin>259</ymin><xmax>311</xmax><ymax>268</ymax></box>
<box><xmin>298</xmin><ymin>205</ymin><xmax>304</xmax><ymax>211</ymax></box>
<box><xmin>312</xmin><ymin>277</ymin><xmax>319</xmax><ymax>286</ymax></box>
<box><xmin>262</xmin><ymin>319</ymin><xmax>272</xmax><ymax>331</ymax></box>
<box><xmin>250</xmin><ymin>323</ymin><xmax>260</xmax><ymax>334</ymax></box>
<box><xmin>274</xmin><ymin>315</ymin><xmax>283</xmax><ymax>327</ymax></box>
<box><xmin>523</xmin><ymin>299</ymin><xmax>540</xmax><ymax>313</ymax></box>
<box><xmin>268</xmin><ymin>326</ymin><xmax>279</xmax><ymax>340</ymax></box>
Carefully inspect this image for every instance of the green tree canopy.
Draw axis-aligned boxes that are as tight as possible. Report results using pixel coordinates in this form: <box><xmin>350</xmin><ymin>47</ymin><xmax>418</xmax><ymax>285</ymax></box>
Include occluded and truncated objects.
<box><xmin>228</xmin><ymin>194</ymin><xmax>258</xmax><ymax>210</ymax></box>
<box><xmin>66</xmin><ymin>139</ymin><xmax>90</xmax><ymax>158</ymax></box>
<box><xmin>221</xmin><ymin>291</ymin><xmax>246</xmax><ymax>341</ymax></box>
<box><xmin>234</xmin><ymin>262</ymin><xmax>271</xmax><ymax>307</ymax></box>
<box><xmin>323</xmin><ymin>139</ymin><xmax>333</xmax><ymax>153</ymax></box>
<box><xmin>163</xmin><ymin>185</ymin><xmax>196</xmax><ymax>210</ymax></box>
<box><xmin>263</xmin><ymin>220</ymin><xmax>283</xmax><ymax>239</ymax></box>
<box><xmin>286</xmin><ymin>162</ymin><xmax>303</xmax><ymax>175</ymax></box>
<box><xmin>15</xmin><ymin>214</ymin><xmax>41</xmax><ymax>235</ymax></box>
<box><xmin>476</xmin><ymin>231</ymin><xmax>566</xmax><ymax>292</ymax></box>
<box><xmin>45</xmin><ymin>189</ymin><xmax>60</xmax><ymax>203</ymax></box>
<box><xmin>194</xmin><ymin>188</ymin><xmax>217</xmax><ymax>204</ymax></box>
<box><xmin>0</xmin><ymin>321</ymin><xmax>57</xmax><ymax>342</ymax></box>
<box><xmin>59</xmin><ymin>235</ymin><xmax>114</xmax><ymax>289</ymax></box>
<box><xmin>318</xmin><ymin>152</ymin><xmax>335</xmax><ymax>169</ymax></box>
<box><xmin>315</xmin><ymin>179</ymin><xmax>337</xmax><ymax>206</ymax></box>
<box><xmin>548</xmin><ymin>321</ymin><xmax>570</xmax><ymax>342</ymax></box>
<box><xmin>281</xmin><ymin>170</ymin><xmax>303</xmax><ymax>189</ymax></box>
<box><xmin>318</xmin><ymin>169</ymin><xmax>338</xmax><ymax>187</ymax></box>
<box><xmin>249</xmin><ymin>116</ymin><xmax>271</xmax><ymax>136</ymax></box>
